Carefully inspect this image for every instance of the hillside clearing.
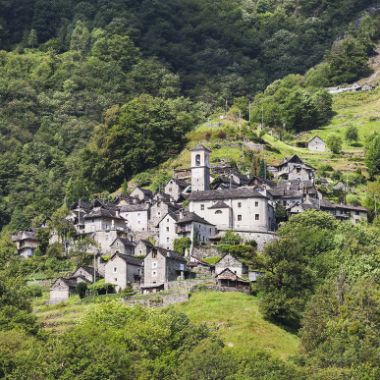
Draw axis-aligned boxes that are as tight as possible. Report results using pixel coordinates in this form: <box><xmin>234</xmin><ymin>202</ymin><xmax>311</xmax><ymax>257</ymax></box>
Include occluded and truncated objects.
<box><xmin>172</xmin><ymin>291</ymin><xmax>299</xmax><ymax>361</ymax></box>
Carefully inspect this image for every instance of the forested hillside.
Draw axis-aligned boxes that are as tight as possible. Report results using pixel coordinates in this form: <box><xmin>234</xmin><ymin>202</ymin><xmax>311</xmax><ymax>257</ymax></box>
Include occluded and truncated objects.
<box><xmin>0</xmin><ymin>0</ymin><xmax>379</xmax><ymax>230</ymax></box>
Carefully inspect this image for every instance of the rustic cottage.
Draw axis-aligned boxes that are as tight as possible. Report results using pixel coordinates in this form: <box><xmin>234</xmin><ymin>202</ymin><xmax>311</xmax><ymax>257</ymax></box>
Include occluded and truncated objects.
<box><xmin>141</xmin><ymin>247</ymin><xmax>188</xmax><ymax>293</ymax></box>
<box><xmin>308</xmin><ymin>136</ymin><xmax>326</xmax><ymax>152</ymax></box>
<box><xmin>11</xmin><ymin>229</ymin><xmax>39</xmax><ymax>258</ymax></box>
<box><xmin>104</xmin><ymin>253</ymin><xmax>143</xmax><ymax>291</ymax></box>
<box><xmin>214</xmin><ymin>253</ymin><xmax>248</xmax><ymax>277</ymax></box>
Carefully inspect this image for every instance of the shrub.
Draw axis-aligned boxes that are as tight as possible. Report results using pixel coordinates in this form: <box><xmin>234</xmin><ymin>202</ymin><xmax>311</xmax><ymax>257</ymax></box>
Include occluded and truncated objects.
<box><xmin>76</xmin><ymin>282</ymin><xmax>88</xmax><ymax>299</ymax></box>
<box><xmin>345</xmin><ymin>126</ymin><xmax>359</xmax><ymax>142</ymax></box>
<box><xmin>327</xmin><ymin>135</ymin><xmax>343</xmax><ymax>154</ymax></box>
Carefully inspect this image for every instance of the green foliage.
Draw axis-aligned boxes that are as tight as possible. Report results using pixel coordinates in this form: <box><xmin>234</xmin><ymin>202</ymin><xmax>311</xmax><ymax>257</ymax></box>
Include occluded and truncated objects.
<box><xmin>327</xmin><ymin>36</ymin><xmax>372</xmax><ymax>85</ymax></box>
<box><xmin>81</xmin><ymin>95</ymin><xmax>200</xmax><ymax>191</ymax></box>
<box><xmin>76</xmin><ymin>282</ymin><xmax>88</xmax><ymax>299</ymax></box>
<box><xmin>345</xmin><ymin>125</ymin><xmax>359</xmax><ymax>142</ymax></box>
<box><xmin>174</xmin><ymin>237</ymin><xmax>191</xmax><ymax>256</ymax></box>
<box><xmin>301</xmin><ymin>278</ymin><xmax>380</xmax><ymax>376</ymax></box>
<box><xmin>252</xmin><ymin>75</ymin><xmax>333</xmax><ymax>132</ymax></box>
<box><xmin>365</xmin><ymin>133</ymin><xmax>380</xmax><ymax>178</ymax></box>
<box><xmin>326</xmin><ymin>134</ymin><xmax>343</xmax><ymax>154</ymax></box>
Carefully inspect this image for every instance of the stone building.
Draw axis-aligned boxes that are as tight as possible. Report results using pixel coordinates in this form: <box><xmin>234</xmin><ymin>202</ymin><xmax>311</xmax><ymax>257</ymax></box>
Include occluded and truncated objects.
<box><xmin>273</xmin><ymin>155</ymin><xmax>315</xmax><ymax>181</ymax></box>
<box><xmin>191</xmin><ymin>145</ymin><xmax>211</xmax><ymax>192</ymax></box>
<box><xmin>130</xmin><ymin>187</ymin><xmax>153</xmax><ymax>202</ymax></box>
<box><xmin>164</xmin><ymin>178</ymin><xmax>190</xmax><ymax>202</ymax></box>
<box><xmin>214</xmin><ymin>253</ymin><xmax>248</xmax><ymax>277</ymax></box>
<box><xmin>188</xmin><ymin>187</ymin><xmax>275</xmax><ymax>237</ymax></box>
<box><xmin>175</xmin><ymin>212</ymin><xmax>217</xmax><ymax>249</ymax></box>
<box><xmin>71</xmin><ymin>266</ymin><xmax>101</xmax><ymax>283</ymax></box>
<box><xmin>50</xmin><ymin>278</ymin><xmax>79</xmax><ymax>304</ymax></box>
<box><xmin>119</xmin><ymin>203</ymin><xmax>150</xmax><ymax>232</ymax></box>
<box><xmin>157</xmin><ymin>212</ymin><xmax>178</xmax><ymax>250</ymax></box>
<box><xmin>109</xmin><ymin>237</ymin><xmax>135</xmax><ymax>255</ymax></box>
<box><xmin>141</xmin><ymin>247</ymin><xmax>188</xmax><ymax>293</ymax></box>
<box><xmin>104</xmin><ymin>253</ymin><xmax>143</xmax><ymax>291</ymax></box>
<box><xmin>308</xmin><ymin>136</ymin><xmax>326</xmax><ymax>152</ymax></box>
<box><xmin>11</xmin><ymin>229</ymin><xmax>39</xmax><ymax>258</ymax></box>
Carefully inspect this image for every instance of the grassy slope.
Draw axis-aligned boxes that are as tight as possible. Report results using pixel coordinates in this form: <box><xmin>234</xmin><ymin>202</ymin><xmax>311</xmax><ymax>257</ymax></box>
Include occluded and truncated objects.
<box><xmin>33</xmin><ymin>291</ymin><xmax>299</xmax><ymax>361</ymax></box>
<box><xmin>172</xmin><ymin>292</ymin><xmax>299</xmax><ymax>361</ymax></box>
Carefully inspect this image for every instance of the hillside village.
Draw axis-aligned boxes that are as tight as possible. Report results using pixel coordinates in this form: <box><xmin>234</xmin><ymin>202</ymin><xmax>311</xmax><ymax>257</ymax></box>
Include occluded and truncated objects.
<box><xmin>12</xmin><ymin>143</ymin><xmax>368</xmax><ymax>304</ymax></box>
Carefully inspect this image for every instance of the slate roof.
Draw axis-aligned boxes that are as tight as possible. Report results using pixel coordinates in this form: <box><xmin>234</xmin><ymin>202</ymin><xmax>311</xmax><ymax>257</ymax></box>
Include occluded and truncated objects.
<box><xmin>176</xmin><ymin>212</ymin><xmax>214</xmax><ymax>226</ymax></box>
<box><xmin>110</xmin><ymin>237</ymin><xmax>135</xmax><ymax>248</ymax></box>
<box><xmin>208</xmin><ymin>200</ymin><xmax>230</xmax><ymax>209</ymax></box>
<box><xmin>188</xmin><ymin>188</ymin><xmax>267</xmax><ymax>202</ymax></box>
<box><xmin>215</xmin><ymin>268</ymin><xmax>249</xmax><ymax>282</ymax></box>
<box><xmin>120</xmin><ymin>204</ymin><xmax>150</xmax><ymax>212</ymax></box>
<box><xmin>112</xmin><ymin>253</ymin><xmax>143</xmax><ymax>266</ymax></box>
<box><xmin>84</xmin><ymin>208</ymin><xmax>124</xmax><ymax>220</ymax></box>
<box><xmin>155</xmin><ymin>247</ymin><xmax>187</xmax><ymax>263</ymax></box>
<box><xmin>190</xmin><ymin>144</ymin><xmax>211</xmax><ymax>152</ymax></box>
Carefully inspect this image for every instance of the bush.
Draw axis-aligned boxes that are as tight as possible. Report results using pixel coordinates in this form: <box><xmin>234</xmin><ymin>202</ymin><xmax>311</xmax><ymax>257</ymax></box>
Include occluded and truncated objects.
<box><xmin>345</xmin><ymin>126</ymin><xmax>359</xmax><ymax>142</ymax></box>
<box><xmin>76</xmin><ymin>282</ymin><xmax>88</xmax><ymax>299</ymax></box>
<box><xmin>327</xmin><ymin>135</ymin><xmax>343</xmax><ymax>154</ymax></box>
<box><xmin>27</xmin><ymin>284</ymin><xmax>43</xmax><ymax>298</ymax></box>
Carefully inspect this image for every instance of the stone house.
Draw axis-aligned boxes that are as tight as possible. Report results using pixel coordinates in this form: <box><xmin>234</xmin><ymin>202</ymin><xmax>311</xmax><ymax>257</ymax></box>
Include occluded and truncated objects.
<box><xmin>109</xmin><ymin>237</ymin><xmax>135</xmax><ymax>255</ymax></box>
<box><xmin>141</xmin><ymin>247</ymin><xmax>188</xmax><ymax>293</ymax></box>
<box><xmin>176</xmin><ymin>212</ymin><xmax>217</xmax><ymax>249</ymax></box>
<box><xmin>134</xmin><ymin>239</ymin><xmax>154</xmax><ymax>256</ymax></box>
<box><xmin>49</xmin><ymin>277</ymin><xmax>88</xmax><ymax>304</ymax></box>
<box><xmin>70</xmin><ymin>199</ymin><xmax>92</xmax><ymax>234</ymax></box>
<box><xmin>157</xmin><ymin>212</ymin><xmax>179</xmax><ymax>250</ymax></box>
<box><xmin>72</xmin><ymin>266</ymin><xmax>101</xmax><ymax>283</ymax></box>
<box><xmin>83</xmin><ymin>207</ymin><xmax>126</xmax><ymax>234</ymax></box>
<box><xmin>120</xmin><ymin>203</ymin><xmax>150</xmax><ymax>232</ymax></box>
<box><xmin>104</xmin><ymin>253</ymin><xmax>143</xmax><ymax>291</ymax></box>
<box><xmin>11</xmin><ymin>229</ymin><xmax>39</xmax><ymax>258</ymax></box>
<box><xmin>164</xmin><ymin>178</ymin><xmax>190</xmax><ymax>202</ymax></box>
<box><xmin>215</xmin><ymin>268</ymin><xmax>250</xmax><ymax>292</ymax></box>
<box><xmin>130</xmin><ymin>187</ymin><xmax>153</xmax><ymax>202</ymax></box>
<box><xmin>149</xmin><ymin>200</ymin><xmax>179</xmax><ymax>232</ymax></box>
<box><xmin>308</xmin><ymin>136</ymin><xmax>326</xmax><ymax>152</ymax></box>
<box><xmin>273</xmin><ymin>155</ymin><xmax>315</xmax><ymax>181</ymax></box>
<box><xmin>214</xmin><ymin>253</ymin><xmax>248</xmax><ymax>277</ymax></box>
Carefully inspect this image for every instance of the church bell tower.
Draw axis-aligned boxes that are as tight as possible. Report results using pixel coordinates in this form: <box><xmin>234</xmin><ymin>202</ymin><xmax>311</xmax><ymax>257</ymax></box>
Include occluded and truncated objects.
<box><xmin>191</xmin><ymin>145</ymin><xmax>210</xmax><ymax>192</ymax></box>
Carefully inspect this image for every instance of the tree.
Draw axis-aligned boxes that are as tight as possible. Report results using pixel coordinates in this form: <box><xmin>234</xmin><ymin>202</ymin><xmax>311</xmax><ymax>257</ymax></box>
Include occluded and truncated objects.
<box><xmin>70</xmin><ymin>20</ymin><xmax>90</xmax><ymax>54</ymax></box>
<box><xmin>345</xmin><ymin>125</ymin><xmax>359</xmax><ymax>142</ymax></box>
<box><xmin>326</xmin><ymin>134</ymin><xmax>342</xmax><ymax>154</ymax></box>
<box><xmin>174</xmin><ymin>237</ymin><xmax>191</xmax><ymax>256</ymax></box>
<box><xmin>365</xmin><ymin>133</ymin><xmax>380</xmax><ymax>179</ymax></box>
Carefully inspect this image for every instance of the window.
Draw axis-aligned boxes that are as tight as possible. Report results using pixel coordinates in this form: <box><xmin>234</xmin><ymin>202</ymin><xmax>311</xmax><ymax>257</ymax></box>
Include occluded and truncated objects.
<box><xmin>237</xmin><ymin>215</ymin><xmax>242</xmax><ymax>221</ymax></box>
<box><xmin>152</xmin><ymin>251</ymin><xmax>157</xmax><ymax>258</ymax></box>
<box><xmin>195</xmin><ymin>154</ymin><xmax>201</xmax><ymax>166</ymax></box>
<box><xmin>255</xmin><ymin>214</ymin><xmax>260</xmax><ymax>221</ymax></box>
<box><xmin>215</xmin><ymin>210</ymin><xmax>222</xmax><ymax>214</ymax></box>
<box><xmin>167</xmin><ymin>237</ymin><xmax>170</xmax><ymax>242</ymax></box>
<box><xmin>238</xmin><ymin>202</ymin><xmax>242</xmax><ymax>208</ymax></box>
<box><xmin>166</xmin><ymin>227</ymin><xmax>169</xmax><ymax>232</ymax></box>
<box><xmin>113</xmin><ymin>267</ymin><xmax>117</xmax><ymax>273</ymax></box>
<box><xmin>152</xmin><ymin>270</ymin><xmax>157</xmax><ymax>277</ymax></box>
<box><xmin>201</xmin><ymin>204</ymin><xmax>205</xmax><ymax>211</ymax></box>
<box><xmin>255</xmin><ymin>201</ymin><xmax>259</xmax><ymax>207</ymax></box>
<box><xmin>114</xmin><ymin>278</ymin><xmax>118</xmax><ymax>282</ymax></box>
<box><xmin>167</xmin><ymin>218</ymin><xmax>169</xmax><ymax>222</ymax></box>
<box><xmin>152</xmin><ymin>261</ymin><xmax>158</xmax><ymax>269</ymax></box>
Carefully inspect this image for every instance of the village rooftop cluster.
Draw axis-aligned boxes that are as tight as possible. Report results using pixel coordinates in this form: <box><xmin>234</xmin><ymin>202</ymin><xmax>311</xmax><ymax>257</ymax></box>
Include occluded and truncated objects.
<box><xmin>12</xmin><ymin>145</ymin><xmax>368</xmax><ymax>303</ymax></box>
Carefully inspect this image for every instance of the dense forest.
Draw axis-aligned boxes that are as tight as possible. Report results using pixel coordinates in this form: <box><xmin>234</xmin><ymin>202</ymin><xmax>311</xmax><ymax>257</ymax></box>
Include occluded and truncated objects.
<box><xmin>0</xmin><ymin>0</ymin><xmax>379</xmax><ymax>230</ymax></box>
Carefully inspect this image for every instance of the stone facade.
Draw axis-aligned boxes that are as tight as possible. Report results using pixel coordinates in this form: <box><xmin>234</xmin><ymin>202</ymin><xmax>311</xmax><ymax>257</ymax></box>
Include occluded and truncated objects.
<box><xmin>214</xmin><ymin>253</ymin><xmax>248</xmax><ymax>277</ymax></box>
<box><xmin>308</xmin><ymin>136</ymin><xmax>326</xmax><ymax>152</ymax></box>
<box><xmin>104</xmin><ymin>253</ymin><xmax>143</xmax><ymax>291</ymax></box>
<box><xmin>120</xmin><ymin>204</ymin><xmax>150</xmax><ymax>232</ymax></box>
<box><xmin>191</xmin><ymin>145</ymin><xmax>210</xmax><ymax>192</ymax></box>
<box><xmin>143</xmin><ymin>248</ymin><xmax>187</xmax><ymax>290</ymax></box>
<box><xmin>109</xmin><ymin>237</ymin><xmax>135</xmax><ymax>255</ymax></box>
<box><xmin>189</xmin><ymin>188</ymin><xmax>275</xmax><ymax>233</ymax></box>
